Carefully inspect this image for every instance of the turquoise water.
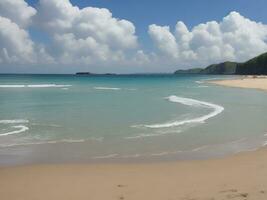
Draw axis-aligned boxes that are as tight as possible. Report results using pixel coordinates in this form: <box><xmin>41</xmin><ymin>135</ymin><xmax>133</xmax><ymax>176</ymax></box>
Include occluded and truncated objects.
<box><xmin>0</xmin><ymin>74</ymin><xmax>267</xmax><ymax>165</ymax></box>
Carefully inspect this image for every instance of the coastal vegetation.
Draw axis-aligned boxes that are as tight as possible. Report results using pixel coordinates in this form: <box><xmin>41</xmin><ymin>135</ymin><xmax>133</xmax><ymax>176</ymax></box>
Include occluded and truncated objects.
<box><xmin>174</xmin><ymin>52</ymin><xmax>267</xmax><ymax>75</ymax></box>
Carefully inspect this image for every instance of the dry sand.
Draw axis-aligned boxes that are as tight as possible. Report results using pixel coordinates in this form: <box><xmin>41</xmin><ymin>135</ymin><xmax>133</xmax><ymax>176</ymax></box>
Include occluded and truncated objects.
<box><xmin>0</xmin><ymin>148</ymin><xmax>267</xmax><ymax>200</ymax></box>
<box><xmin>210</xmin><ymin>76</ymin><xmax>267</xmax><ymax>91</ymax></box>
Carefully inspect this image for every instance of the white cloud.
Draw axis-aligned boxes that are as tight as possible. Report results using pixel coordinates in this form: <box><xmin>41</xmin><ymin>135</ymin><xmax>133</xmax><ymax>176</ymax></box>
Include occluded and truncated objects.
<box><xmin>0</xmin><ymin>16</ymin><xmax>35</xmax><ymax>64</ymax></box>
<box><xmin>0</xmin><ymin>0</ymin><xmax>143</xmax><ymax>70</ymax></box>
<box><xmin>0</xmin><ymin>0</ymin><xmax>53</xmax><ymax>66</ymax></box>
<box><xmin>0</xmin><ymin>16</ymin><xmax>54</xmax><ymax>65</ymax></box>
<box><xmin>148</xmin><ymin>24</ymin><xmax>179</xmax><ymax>58</ymax></box>
<box><xmin>0</xmin><ymin>0</ymin><xmax>36</xmax><ymax>28</ymax></box>
<box><xmin>36</xmin><ymin>0</ymin><xmax>139</xmax><ymax>65</ymax></box>
<box><xmin>148</xmin><ymin>11</ymin><xmax>267</xmax><ymax>68</ymax></box>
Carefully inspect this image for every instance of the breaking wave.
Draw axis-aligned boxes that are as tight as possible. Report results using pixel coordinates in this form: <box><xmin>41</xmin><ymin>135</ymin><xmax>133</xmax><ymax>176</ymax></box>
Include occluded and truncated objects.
<box><xmin>0</xmin><ymin>84</ymin><xmax>72</xmax><ymax>88</ymax></box>
<box><xmin>136</xmin><ymin>95</ymin><xmax>224</xmax><ymax>129</ymax></box>
<box><xmin>0</xmin><ymin>125</ymin><xmax>29</xmax><ymax>137</ymax></box>
<box><xmin>94</xmin><ymin>87</ymin><xmax>121</xmax><ymax>90</ymax></box>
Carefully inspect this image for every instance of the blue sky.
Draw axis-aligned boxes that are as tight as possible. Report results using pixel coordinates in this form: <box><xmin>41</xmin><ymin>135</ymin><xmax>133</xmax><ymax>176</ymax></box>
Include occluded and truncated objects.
<box><xmin>0</xmin><ymin>0</ymin><xmax>267</xmax><ymax>73</ymax></box>
<box><xmin>27</xmin><ymin>0</ymin><xmax>267</xmax><ymax>27</ymax></box>
<box><xmin>27</xmin><ymin>0</ymin><xmax>267</xmax><ymax>50</ymax></box>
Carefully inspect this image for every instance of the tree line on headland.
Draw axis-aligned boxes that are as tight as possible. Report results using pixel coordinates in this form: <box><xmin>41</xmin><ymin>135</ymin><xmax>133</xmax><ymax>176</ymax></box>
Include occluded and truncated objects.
<box><xmin>174</xmin><ymin>52</ymin><xmax>267</xmax><ymax>75</ymax></box>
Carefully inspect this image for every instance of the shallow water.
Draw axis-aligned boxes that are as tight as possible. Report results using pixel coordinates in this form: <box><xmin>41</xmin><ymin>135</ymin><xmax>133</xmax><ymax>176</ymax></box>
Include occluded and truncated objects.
<box><xmin>0</xmin><ymin>74</ymin><xmax>267</xmax><ymax>165</ymax></box>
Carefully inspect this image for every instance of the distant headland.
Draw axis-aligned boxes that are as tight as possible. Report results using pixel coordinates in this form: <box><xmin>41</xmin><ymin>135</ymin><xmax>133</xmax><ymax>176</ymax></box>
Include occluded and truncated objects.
<box><xmin>174</xmin><ymin>52</ymin><xmax>267</xmax><ymax>75</ymax></box>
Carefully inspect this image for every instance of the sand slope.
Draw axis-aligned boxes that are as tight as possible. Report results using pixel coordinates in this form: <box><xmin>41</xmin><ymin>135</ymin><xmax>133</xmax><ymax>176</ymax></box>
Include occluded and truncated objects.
<box><xmin>0</xmin><ymin>148</ymin><xmax>267</xmax><ymax>200</ymax></box>
<box><xmin>211</xmin><ymin>76</ymin><xmax>267</xmax><ymax>91</ymax></box>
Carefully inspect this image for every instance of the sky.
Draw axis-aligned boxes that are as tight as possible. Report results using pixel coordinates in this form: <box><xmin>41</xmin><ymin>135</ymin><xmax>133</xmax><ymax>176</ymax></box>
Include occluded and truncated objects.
<box><xmin>0</xmin><ymin>0</ymin><xmax>267</xmax><ymax>73</ymax></box>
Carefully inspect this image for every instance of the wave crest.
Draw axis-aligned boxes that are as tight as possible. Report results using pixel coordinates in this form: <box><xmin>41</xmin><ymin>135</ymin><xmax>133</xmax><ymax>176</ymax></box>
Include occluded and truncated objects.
<box><xmin>94</xmin><ymin>87</ymin><xmax>121</xmax><ymax>90</ymax></box>
<box><xmin>140</xmin><ymin>96</ymin><xmax>224</xmax><ymax>129</ymax></box>
<box><xmin>0</xmin><ymin>119</ymin><xmax>29</xmax><ymax>124</ymax></box>
<box><xmin>0</xmin><ymin>84</ymin><xmax>72</xmax><ymax>88</ymax></box>
<box><xmin>0</xmin><ymin>125</ymin><xmax>29</xmax><ymax>136</ymax></box>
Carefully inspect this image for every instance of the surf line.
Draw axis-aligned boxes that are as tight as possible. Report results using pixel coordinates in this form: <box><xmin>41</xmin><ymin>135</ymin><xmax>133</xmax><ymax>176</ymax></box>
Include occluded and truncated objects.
<box><xmin>143</xmin><ymin>95</ymin><xmax>224</xmax><ymax>129</ymax></box>
<box><xmin>0</xmin><ymin>125</ymin><xmax>29</xmax><ymax>136</ymax></box>
<box><xmin>0</xmin><ymin>119</ymin><xmax>29</xmax><ymax>136</ymax></box>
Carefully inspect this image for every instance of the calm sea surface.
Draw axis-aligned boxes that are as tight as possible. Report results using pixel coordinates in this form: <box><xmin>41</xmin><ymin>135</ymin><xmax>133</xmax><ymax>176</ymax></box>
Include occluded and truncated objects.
<box><xmin>0</xmin><ymin>74</ymin><xmax>267</xmax><ymax>165</ymax></box>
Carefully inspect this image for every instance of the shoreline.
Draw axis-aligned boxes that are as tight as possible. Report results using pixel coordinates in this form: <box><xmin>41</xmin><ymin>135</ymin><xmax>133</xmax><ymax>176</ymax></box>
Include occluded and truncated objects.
<box><xmin>0</xmin><ymin>147</ymin><xmax>267</xmax><ymax>200</ymax></box>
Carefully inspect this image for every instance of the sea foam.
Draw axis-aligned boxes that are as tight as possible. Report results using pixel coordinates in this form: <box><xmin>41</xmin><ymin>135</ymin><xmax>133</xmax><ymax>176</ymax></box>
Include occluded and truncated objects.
<box><xmin>0</xmin><ymin>119</ymin><xmax>29</xmax><ymax>124</ymax></box>
<box><xmin>27</xmin><ymin>84</ymin><xmax>72</xmax><ymax>88</ymax></box>
<box><xmin>93</xmin><ymin>87</ymin><xmax>121</xmax><ymax>90</ymax></box>
<box><xmin>125</xmin><ymin>130</ymin><xmax>182</xmax><ymax>140</ymax></box>
<box><xmin>0</xmin><ymin>137</ymin><xmax>103</xmax><ymax>148</ymax></box>
<box><xmin>143</xmin><ymin>95</ymin><xmax>224</xmax><ymax>128</ymax></box>
<box><xmin>92</xmin><ymin>154</ymin><xmax>119</xmax><ymax>159</ymax></box>
<box><xmin>0</xmin><ymin>85</ymin><xmax>26</xmax><ymax>88</ymax></box>
<box><xmin>0</xmin><ymin>84</ymin><xmax>71</xmax><ymax>88</ymax></box>
<box><xmin>0</xmin><ymin>125</ymin><xmax>29</xmax><ymax>136</ymax></box>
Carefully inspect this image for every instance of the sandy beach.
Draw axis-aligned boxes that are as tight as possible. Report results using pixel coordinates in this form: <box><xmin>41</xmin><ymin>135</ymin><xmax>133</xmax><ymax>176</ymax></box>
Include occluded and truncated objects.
<box><xmin>210</xmin><ymin>76</ymin><xmax>267</xmax><ymax>91</ymax></box>
<box><xmin>0</xmin><ymin>148</ymin><xmax>266</xmax><ymax>200</ymax></box>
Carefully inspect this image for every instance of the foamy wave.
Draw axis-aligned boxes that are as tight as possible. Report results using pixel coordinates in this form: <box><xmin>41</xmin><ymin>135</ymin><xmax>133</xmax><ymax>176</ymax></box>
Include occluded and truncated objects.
<box><xmin>0</xmin><ymin>141</ymin><xmax>58</xmax><ymax>147</ymax></box>
<box><xmin>92</xmin><ymin>154</ymin><xmax>118</xmax><ymax>159</ymax></box>
<box><xmin>0</xmin><ymin>125</ymin><xmax>29</xmax><ymax>136</ymax></box>
<box><xmin>195</xmin><ymin>81</ymin><xmax>204</xmax><ymax>84</ymax></box>
<box><xmin>150</xmin><ymin>152</ymin><xmax>170</xmax><ymax>156</ymax></box>
<box><xmin>197</xmin><ymin>86</ymin><xmax>209</xmax><ymax>88</ymax></box>
<box><xmin>92</xmin><ymin>137</ymin><xmax>260</xmax><ymax>160</ymax></box>
<box><xmin>192</xmin><ymin>145</ymin><xmax>208</xmax><ymax>152</ymax></box>
<box><xmin>0</xmin><ymin>85</ymin><xmax>25</xmax><ymax>88</ymax></box>
<box><xmin>142</xmin><ymin>96</ymin><xmax>224</xmax><ymax>128</ymax></box>
<box><xmin>94</xmin><ymin>87</ymin><xmax>121</xmax><ymax>90</ymax></box>
<box><xmin>31</xmin><ymin>123</ymin><xmax>61</xmax><ymax>128</ymax></box>
<box><xmin>125</xmin><ymin>132</ymin><xmax>169</xmax><ymax>139</ymax></box>
<box><xmin>59</xmin><ymin>139</ymin><xmax>86</xmax><ymax>143</ymax></box>
<box><xmin>0</xmin><ymin>137</ymin><xmax>103</xmax><ymax>148</ymax></box>
<box><xmin>125</xmin><ymin>130</ymin><xmax>181</xmax><ymax>140</ymax></box>
<box><xmin>0</xmin><ymin>84</ymin><xmax>72</xmax><ymax>88</ymax></box>
<box><xmin>27</xmin><ymin>84</ymin><xmax>72</xmax><ymax>88</ymax></box>
<box><xmin>0</xmin><ymin>119</ymin><xmax>29</xmax><ymax>124</ymax></box>
<box><xmin>119</xmin><ymin>154</ymin><xmax>140</xmax><ymax>158</ymax></box>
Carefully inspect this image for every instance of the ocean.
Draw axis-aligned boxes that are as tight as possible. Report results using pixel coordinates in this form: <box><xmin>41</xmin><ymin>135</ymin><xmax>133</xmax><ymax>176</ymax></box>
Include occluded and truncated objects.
<box><xmin>0</xmin><ymin>74</ymin><xmax>267</xmax><ymax>165</ymax></box>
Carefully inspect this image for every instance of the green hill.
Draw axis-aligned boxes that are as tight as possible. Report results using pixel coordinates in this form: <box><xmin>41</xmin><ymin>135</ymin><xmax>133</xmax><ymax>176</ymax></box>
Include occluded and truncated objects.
<box><xmin>174</xmin><ymin>61</ymin><xmax>238</xmax><ymax>75</ymax></box>
<box><xmin>201</xmin><ymin>61</ymin><xmax>237</xmax><ymax>75</ymax></box>
<box><xmin>236</xmin><ymin>52</ymin><xmax>267</xmax><ymax>75</ymax></box>
<box><xmin>174</xmin><ymin>52</ymin><xmax>267</xmax><ymax>75</ymax></box>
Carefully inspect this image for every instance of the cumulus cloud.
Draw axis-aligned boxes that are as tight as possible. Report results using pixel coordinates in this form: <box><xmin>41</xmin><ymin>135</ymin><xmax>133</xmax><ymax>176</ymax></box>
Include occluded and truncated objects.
<box><xmin>0</xmin><ymin>0</ymin><xmax>143</xmax><ymax>69</ymax></box>
<box><xmin>35</xmin><ymin>0</ymin><xmax>139</xmax><ymax>65</ymax></box>
<box><xmin>0</xmin><ymin>0</ymin><xmax>53</xmax><ymax>65</ymax></box>
<box><xmin>148</xmin><ymin>24</ymin><xmax>179</xmax><ymax>58</ymax></box>
<box><xmin>0</xmin><ymin>16</ymin><xmax>35</xmax><ymax>64</ymax></box>
<box><xmin>0</xmin><ymin>0</ymin><xmax>36</xmax><ymax>28</ymax></box>
<box><xmin>148</xmin><ymin>11</ymin><xmax>267</xmax><ymax>68</ymax></box>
